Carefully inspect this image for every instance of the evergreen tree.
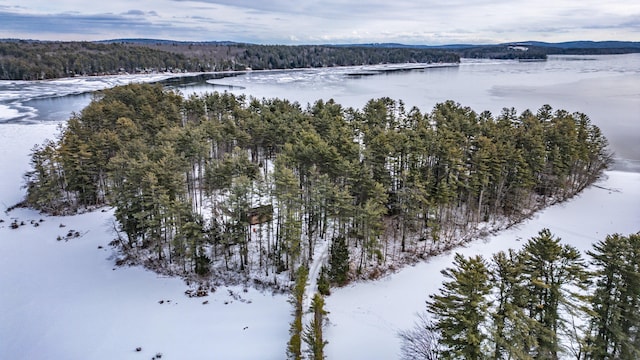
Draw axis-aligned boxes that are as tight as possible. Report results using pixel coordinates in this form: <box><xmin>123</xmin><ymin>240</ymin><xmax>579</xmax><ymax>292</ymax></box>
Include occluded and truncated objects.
<box><xmin>328</xmin><ymin>236</ymin><xmax>350</xmax><ymax>286</ymax></box>
<box><xmin>490</xmin><ymin>250</ymin><xmax>536</xmax><ymax>359</ymax></box>
<box><xmin>317</xmin><ymin>266</ymin><xmax>330</xmax><ymax>296</ymax></box>
<box><xmin>520</xmin><ymin>229</ymin><xmax>589</xmax><ymax>359</ymax></box>
<box><xmin>303</xmin><ymin>293</ymin><xmax>329</xmax><ymax>360</ymax></box>
<box><xmin>274</xmin><ymin>154</ymin><xmax>303</xmax><ymax>274</ymax></box>
<box><xmin>585</xmin><ymin>233</ymin><xmax>640</xmax><ymax>359</ymax></box>
<box><xmin>427</xmin><ymin>253</ymin><xmax>491</xmax><ymax>359</ymax></box>
<box><xmin>287</xmin><ymin>265</ymin><xmax>309</xmax><ymax>360</ymax></box>
<box><xmin>24</xmin><ymin>141</ymin><xmax>65</xmax><ymax>214</ymax></box>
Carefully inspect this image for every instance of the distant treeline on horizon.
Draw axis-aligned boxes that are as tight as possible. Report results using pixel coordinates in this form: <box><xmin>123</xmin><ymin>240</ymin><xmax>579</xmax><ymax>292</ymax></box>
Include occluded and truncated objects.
<box><xmin>0</xmin><ymin>40</ymin><xmax>459</xmax><ymax>80</ymax></box>
<box><xmin>2</xmin><ymin>38</ymin><xmax>638</xmax><ymax>81</ymax></box>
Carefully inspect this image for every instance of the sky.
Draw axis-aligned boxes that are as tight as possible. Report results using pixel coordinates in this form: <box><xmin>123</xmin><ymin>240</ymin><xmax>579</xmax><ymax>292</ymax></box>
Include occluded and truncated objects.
<box><xmin>0</xmin><ymin>0</ymin><xmax>638</xmax><ymax>45</ymax></box>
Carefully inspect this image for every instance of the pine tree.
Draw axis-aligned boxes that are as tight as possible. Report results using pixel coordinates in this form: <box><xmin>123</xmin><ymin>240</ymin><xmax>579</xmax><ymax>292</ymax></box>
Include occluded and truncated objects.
<box><xmin>24</xmin><ymin>141</ymin><xmax>65</xmax><ymax>214</ymax></box>
<box><xmin>328</xmin><ymin>236</ymin><xmax>350</xmax><ymax>286</ymax></box>
<box><xmin>317</xmin><ymin>266</ymin><xmax>330</xmax><ymax>296</ymax></box>
<box><xmin>520</xmin><ymin>229</ymin><xmax>589</xmax><ymax>359</ymax></box>
<box><xmin>490</xmin><ymin>250</ymin><xmax>536</xmax><ymax>359</ymax></box>
<box><xmin>274</xmin><ymin>155</ymin><xmax>302</xmax><ymax>274</ymax></box>
<box><xmin>585</xmin><ymin>233</ymin><xmax>640</xmax><ymax>359</ymax></box>
<box><xmin>427</xmin><ymin>253</ymin><xmax>491</xmax><ymax>359</ymax></box>
<box><xmin>303</xmin><ymin>293</ymin><xmax>328</xmax><ymax>360</ymax></box>
<box><xmin>287</xmin><ymin>265</ymin><xmax>309</xmax><ymax>360</ymax></box>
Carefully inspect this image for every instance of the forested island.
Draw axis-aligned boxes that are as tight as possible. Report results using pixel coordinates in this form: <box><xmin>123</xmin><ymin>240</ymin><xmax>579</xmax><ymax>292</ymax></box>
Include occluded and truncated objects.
<box><xmin>0</xmin><ymin>40</ymin><xmax>459</xmax><ymax>80</ymax></box>
<box><xmin>22</xmin><ymin>83</ymin><xmax>612</xmax><ymax>291</ymax></box>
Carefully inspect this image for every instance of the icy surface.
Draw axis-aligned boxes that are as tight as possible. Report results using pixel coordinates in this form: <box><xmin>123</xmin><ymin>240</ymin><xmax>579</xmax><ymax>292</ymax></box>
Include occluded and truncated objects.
<box><xmin>0</xmin><ymin>73</ymin><xmax>190</xmax><ymax>123</ymax></box>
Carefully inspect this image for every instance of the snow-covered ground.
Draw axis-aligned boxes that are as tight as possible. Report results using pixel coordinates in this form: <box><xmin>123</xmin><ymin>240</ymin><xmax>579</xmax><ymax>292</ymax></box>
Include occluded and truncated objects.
<box><xmin>325</xmin><ymin>170</ymin><xmax>640</xmax><ymax>359</ymax></box>
<box><xmin>1</xmin><ymin>116</ymin><xmax>639</xmax><ymax>359</ymax></box>
<box><xmin>0</xmin><ymin>124</ymin><xmax>290</xmax><ymax>360</ymax></box>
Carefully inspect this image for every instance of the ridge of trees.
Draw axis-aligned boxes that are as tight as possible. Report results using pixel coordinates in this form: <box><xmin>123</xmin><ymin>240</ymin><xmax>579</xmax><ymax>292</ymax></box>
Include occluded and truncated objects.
<box><xmin>401</xmin><ymin>230</ymin><xmax>640</xmax><ymax>360</ymax></box>
<box><xmin>0</xmin><ymin>40</ymin><xmax>459</xmax><ymax>80</ymax></box>
<box><xmin>449</xmin><ymin>44</ymin><xmax>640</xmax><ymax>60</ymax></box>
<box><xmin>23</xmin><ymin>83</ymin><xmax>612</xmax><ymax>289</ymax></box>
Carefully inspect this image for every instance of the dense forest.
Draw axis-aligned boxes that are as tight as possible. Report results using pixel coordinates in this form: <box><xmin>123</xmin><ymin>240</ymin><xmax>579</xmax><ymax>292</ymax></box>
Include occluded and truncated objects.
<box><xmin>23</xmin><ymin>83</ymin><xmax>611</xmax><ymax>289</ymax></box>
<box><xmin>347</xmin><ymin>41</ymin><xmax>640</xmax><ymax>60</ymax></box>
<box><xmin>450</xmin><ymin>45</ymin><xmax>549</xmax><ymax>60</ymax></box>
<box><xmin>401</xmin><ymin>230</ymin><xmax>640</xmax><ymax>360</ymax></box>
<box><xmin>0</xmin><ymin>41</ymin><xmax>196</xmax><ymax>80</ymax></box>
<box><xmin>0</xmin><ymin>40</ymin><xmax>459</xmax><ymax>80</ymax></box>
<box><xmin>3</xmin><ymin>39</ymin><xmax>638</xmax><ymax>80</ymax></box>
<box><xmin>449</xmin><ymin>44</ymin><xmax>640</xmax><ymax>60</ymax></box>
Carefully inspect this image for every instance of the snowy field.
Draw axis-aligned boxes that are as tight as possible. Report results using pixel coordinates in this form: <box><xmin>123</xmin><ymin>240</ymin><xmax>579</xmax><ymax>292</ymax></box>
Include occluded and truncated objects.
<box><xmin>1</xmin><ymin>121</ymin><xmax>639</xmax><ymax>359</ymax></box>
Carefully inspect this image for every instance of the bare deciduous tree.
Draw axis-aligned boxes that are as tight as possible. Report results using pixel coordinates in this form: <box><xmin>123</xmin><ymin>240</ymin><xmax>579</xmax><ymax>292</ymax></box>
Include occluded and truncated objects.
<box><xmin>398</xmin><ymin>312</ymin><xmax>441</xmax><ymax>360</ymax></box>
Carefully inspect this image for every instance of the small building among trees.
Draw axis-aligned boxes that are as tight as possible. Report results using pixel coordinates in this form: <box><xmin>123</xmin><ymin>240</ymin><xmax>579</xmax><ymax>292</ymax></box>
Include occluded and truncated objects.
<box><xmin>247</xmin><ymin>205</ymin><xmax>273</xmax><ymax>225</ymax></box>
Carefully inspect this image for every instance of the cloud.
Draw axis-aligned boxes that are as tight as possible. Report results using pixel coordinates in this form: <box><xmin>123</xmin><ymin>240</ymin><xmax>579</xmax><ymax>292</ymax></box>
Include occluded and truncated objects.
<box><xmin>622</xmin><ymin>16</ymin><xmax>640</xmax><ymax>29</ymax></box>
<box><xmin>0</xmin><ymin>11</ymin><xmax>151</xmax><ymax>34</ymax></box>
<box><xmin>0</xmin><ymin>10</ymin><xmax>215</xmax><ymax>40</ymax></box>
<box><xmin>122</xmin><ymin>10</ymin><xmax>145</xmax><ymax>16</ymax></box>
<box><xmin>0</xmin><ymin>0</ymin><xmax>638</xmax><ymax>44</ymax></box>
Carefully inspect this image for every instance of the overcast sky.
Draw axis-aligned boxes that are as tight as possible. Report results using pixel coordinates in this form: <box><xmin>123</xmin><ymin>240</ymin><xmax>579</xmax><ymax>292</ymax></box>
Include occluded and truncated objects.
<box><xmin>0</xmin><ymin>0</ymin><xmax>638</xmax><ymax>44</ymax></box>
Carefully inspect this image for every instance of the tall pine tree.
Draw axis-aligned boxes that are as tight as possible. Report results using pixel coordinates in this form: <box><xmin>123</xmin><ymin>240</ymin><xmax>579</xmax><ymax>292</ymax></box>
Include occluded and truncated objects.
<box><xmin>586</xmin><ymin>233</ymin><xmax>640</xmax><ymax>359</ymax></box>
<box><xmin>520</xmin><ymin>229</ymin><xmax>589</xmax><ymax>360</ymax></box>
<box><xmin>427</xmin><ymin>253</ymin><xmax>491</xmax><ymax>359</ymax></box>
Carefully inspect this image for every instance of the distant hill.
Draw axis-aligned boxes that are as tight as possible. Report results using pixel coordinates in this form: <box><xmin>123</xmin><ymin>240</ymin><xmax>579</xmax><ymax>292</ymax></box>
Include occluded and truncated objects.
<box><xmin>521</xmin><ymin>40</ymin><xmax>640</xmax><ymax>49</ymax></box>
<box><xmin>328</xmin><ymin>40</ymin><xmax>640</xmax><ymax>59</ymax></box>
<box><xmin>97</xmin><ymin>38</ymin><xmax>242</xmax><ymax>46</ymax></box>
<box><xmin>330</xmin><ymin>40</ymin><xmax>640</xmax><ymax>50</ymax></box>
<box><xmin>329</xmin><ymin>42</ymin><xmax>476</xmax><ymax>49</ymax></box>
<box><xmin>98</xmin><ymin>38</ymin><xmax>640</xmax><ymax>54</ymax></box>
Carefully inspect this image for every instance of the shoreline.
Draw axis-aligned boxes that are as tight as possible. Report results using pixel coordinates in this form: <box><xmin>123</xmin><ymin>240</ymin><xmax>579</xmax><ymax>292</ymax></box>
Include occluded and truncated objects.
<box><xmin>0</xmin><ymin>62</ymin><xmax>461</xmax><ymax>85</ymax></box>
<box><xmin>2</xmin><ymin>168</ymin><xmax>637</xmax><ymax>360</ymax></box>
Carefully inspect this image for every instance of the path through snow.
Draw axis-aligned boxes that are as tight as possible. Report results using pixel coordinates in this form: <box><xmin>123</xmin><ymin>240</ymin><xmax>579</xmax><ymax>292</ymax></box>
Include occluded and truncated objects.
<box><xmin>304</xmin><ymin>238</ymin><xmax>332</xmax><ymax>310</ymax></box>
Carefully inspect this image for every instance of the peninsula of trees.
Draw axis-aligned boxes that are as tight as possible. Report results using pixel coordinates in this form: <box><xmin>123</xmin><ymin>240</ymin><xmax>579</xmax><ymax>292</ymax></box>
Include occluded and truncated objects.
<box><xmin>0</xmin><ymin>40</ymin><xmax>459</xmax><ymax>80</ymax></box>
<box><xmin>23</xmin><ymin>83</ymin><xmax>611</xmax><ymax>288</ymax></box>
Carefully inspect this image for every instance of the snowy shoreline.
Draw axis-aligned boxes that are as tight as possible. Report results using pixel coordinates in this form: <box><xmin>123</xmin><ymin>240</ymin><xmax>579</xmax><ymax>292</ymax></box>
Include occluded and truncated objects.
<box><xmin>1</xmin><ymin>121</ymin><xmax>638</xmax><ymax>359</ymax></box>
<box><xmin>325</xmin><ymin>170</ymin><xmax>640</xmax><ymax>359</ymax></box>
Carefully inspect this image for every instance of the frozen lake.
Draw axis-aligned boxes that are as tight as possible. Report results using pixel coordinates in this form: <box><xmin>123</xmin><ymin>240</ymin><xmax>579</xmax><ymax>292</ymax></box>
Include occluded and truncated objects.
<box><xmin>1</xmin><ymin>54</ymin><xmax>639</xmax><ymax>359</ymax></box>
<box><xmin>1</xmin><ymin>54</ymin><xmax>639</xmax><ymax>170</ymax></box>
<box><xmin>201</xmin><ymin>54</ymin><xmax>640</xmax><ymax>172</ymax></box>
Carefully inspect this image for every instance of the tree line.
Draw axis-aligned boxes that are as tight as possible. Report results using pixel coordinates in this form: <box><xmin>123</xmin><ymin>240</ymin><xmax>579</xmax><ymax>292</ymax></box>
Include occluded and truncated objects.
<box><xmin>0</xmin><ymin>40</ymin><xmax>459</xmax><ymax>80</ymax></box>
<box><xmin>23</xmin><ymin>83</ymin><xmax>611</xmax><ymax>288</ymax></box>
<box><xmin>0</xmin><ymin>41</ymin><xmax>195</xmax><ymax>80</ymax></box>
<box><xmin>401</xmin><ymin>230</ymin><xmax>640</xmax><ymax>360</ymax></box>
<box><xmin>235</xmin><ymin>45</ymin><xmax>459</xmax><ymax>70</ymax></box>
